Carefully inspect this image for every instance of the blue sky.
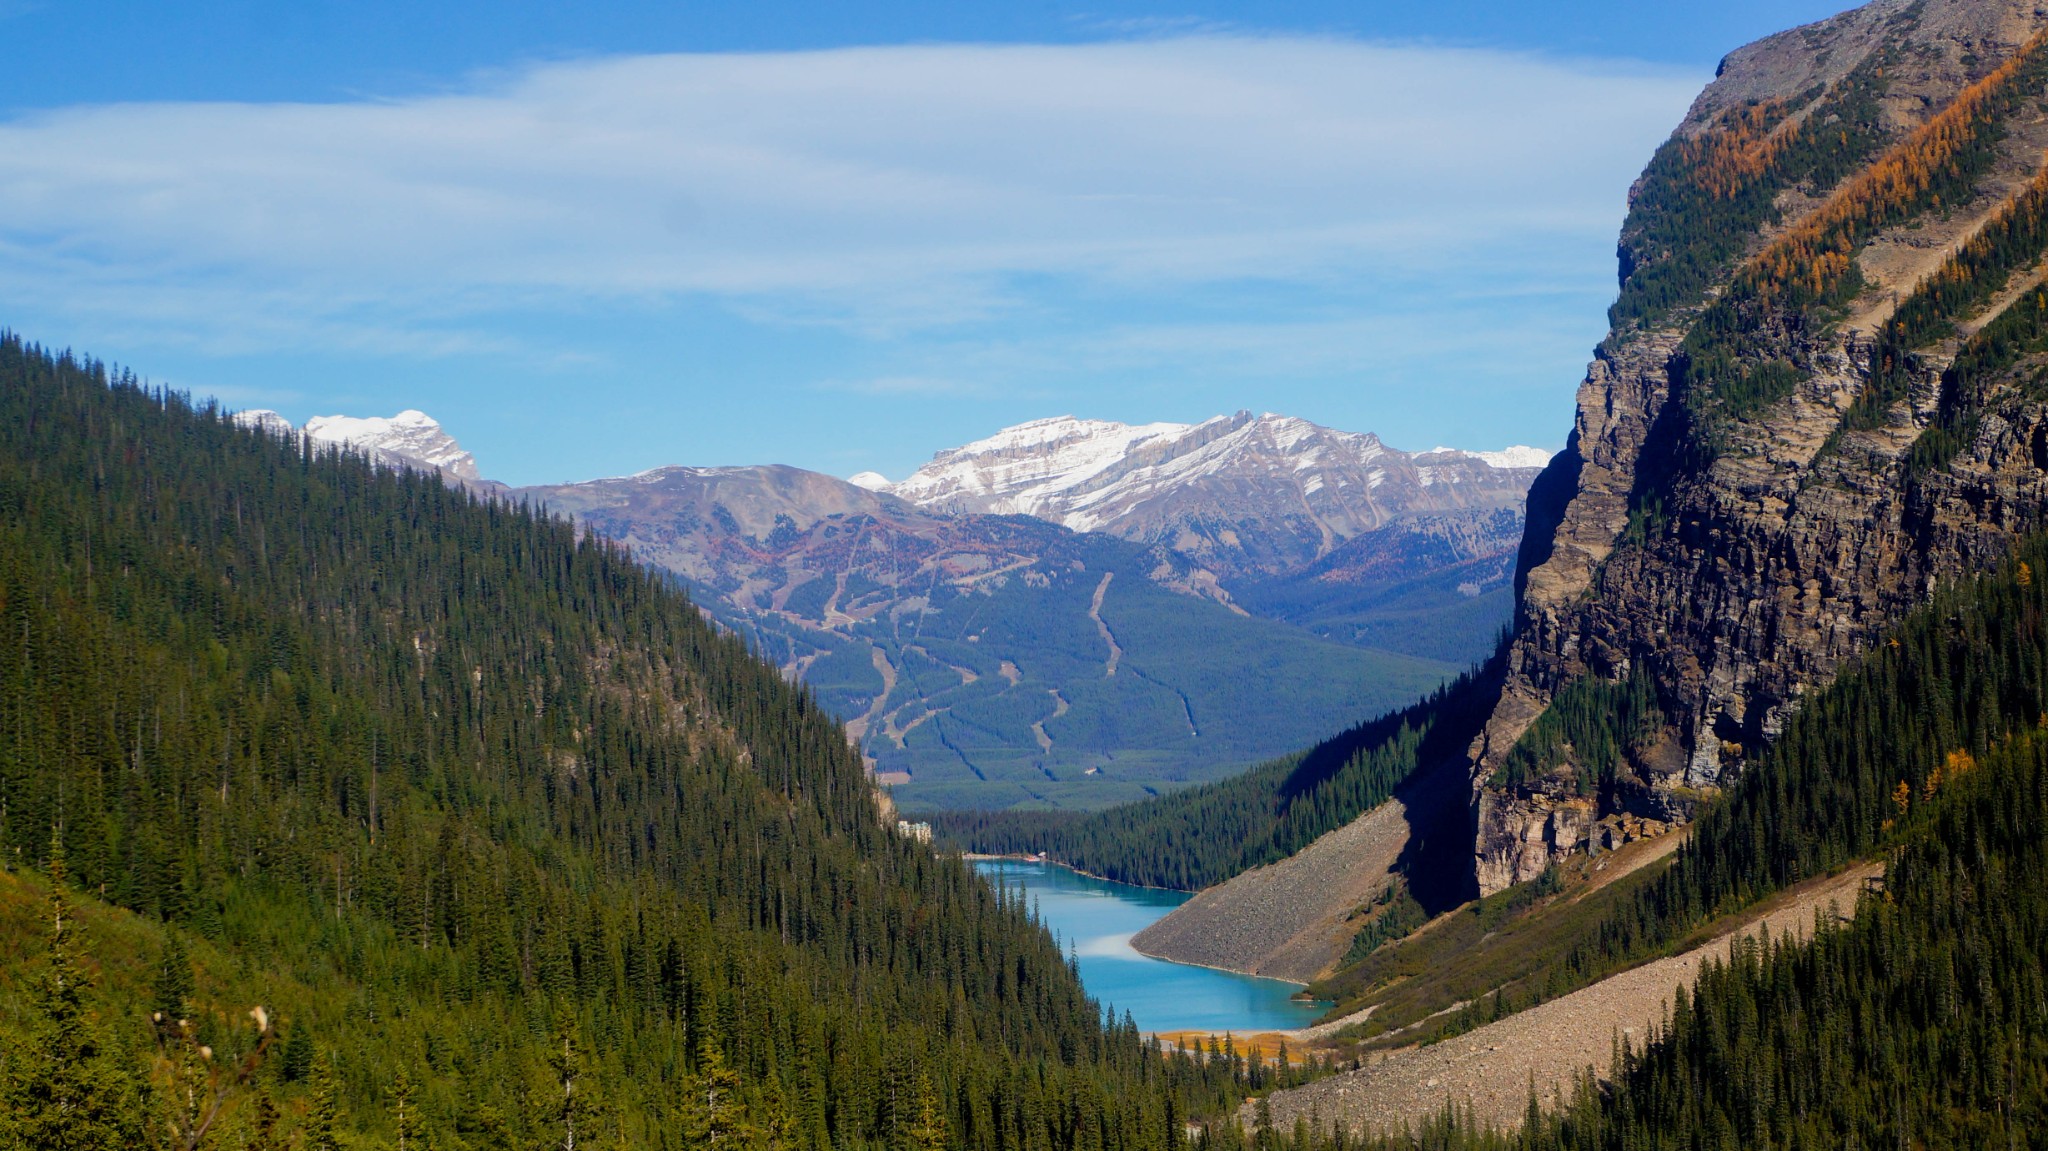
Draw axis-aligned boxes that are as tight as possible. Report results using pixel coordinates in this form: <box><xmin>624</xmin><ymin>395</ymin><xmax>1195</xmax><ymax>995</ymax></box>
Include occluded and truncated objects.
<box><xmin>0</xmin><ymin>1</ymin><xmax>1856</xmax><ymax>486</ymax></box>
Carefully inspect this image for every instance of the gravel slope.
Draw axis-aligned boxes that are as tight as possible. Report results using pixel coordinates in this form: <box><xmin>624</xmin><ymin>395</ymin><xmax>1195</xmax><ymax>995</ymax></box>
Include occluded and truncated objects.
<box><xmin>1253</xmin><ymin>863</ymin><xmax>1882</xmax><ymax>1135</ymax></box>
<box><xmin>1131</xmin><ymin>763</ymin><xmax>1465</xmax><ymax>982</ymax></box>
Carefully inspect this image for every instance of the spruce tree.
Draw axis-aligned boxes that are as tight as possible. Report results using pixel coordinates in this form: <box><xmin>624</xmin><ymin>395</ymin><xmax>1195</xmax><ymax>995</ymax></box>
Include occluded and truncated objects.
<box><xmin>908</xmin><ymin>1073</ymin><xmax>949</xmax><ymax>1151</ymax></box>
<box><xmin>153</xmin><ymin>933</ymin><xmax>194</xmax><ymax>1023</ymax></box>
<box><xmin>680</xmin><ymin>1039</ymin><xmax>748</xmax><ymax>1149</ymax></box>
<box><xmin>2</xmin><ymin>847</ymin><xmax>148</xmax><ymax>1151</ymax></box>
<box><xmin>304</xmin><ymin>1057</ymin><xmax>344</xmax><ymax>1151</ymax></box>
<box><xmin>392</xmin><ymin>1066</ymin><xmax>427</xmax><ymax>1151</ymax></box>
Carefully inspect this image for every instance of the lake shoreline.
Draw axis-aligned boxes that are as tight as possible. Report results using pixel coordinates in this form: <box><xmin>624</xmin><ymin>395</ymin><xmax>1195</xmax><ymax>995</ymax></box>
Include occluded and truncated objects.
<box><xmin>963</xmin><ymin>853</ymin><xmax>1330</xmax><ymax>1001</ymax></box>
<box><xmin>971</xmin><ymin>858</ymin><xmax>1329</xmax><ymax>1035</ymax></box>
<box><xmin>958</xmin><ymin>851</ymin><xmax>1201</xmax><ymax>895</ymax></box>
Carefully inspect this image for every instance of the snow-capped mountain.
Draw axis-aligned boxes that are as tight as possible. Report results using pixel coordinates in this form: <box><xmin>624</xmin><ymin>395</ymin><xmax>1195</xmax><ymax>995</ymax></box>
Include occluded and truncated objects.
<box><xmin>872</xmin><ymin>412</ymin><xmax>1549</xmax><ymax>580</ymax></box>
<box><xmin>235</xmin><ymin>408</ymin><xmax>485</xmax><ymax>483</ymax></box>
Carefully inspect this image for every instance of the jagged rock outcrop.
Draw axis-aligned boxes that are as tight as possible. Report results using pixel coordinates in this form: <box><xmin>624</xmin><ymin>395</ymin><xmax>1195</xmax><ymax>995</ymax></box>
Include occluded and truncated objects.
<box><xmin>1472</xmin><ymin>0</ymin><xmax>2048</xmax><ymax>891</ymax></box>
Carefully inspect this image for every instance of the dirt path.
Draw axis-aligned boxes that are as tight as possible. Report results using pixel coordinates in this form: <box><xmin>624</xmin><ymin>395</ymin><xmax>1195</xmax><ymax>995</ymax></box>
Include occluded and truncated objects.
<box><xmin>1088</xmin><ymin>573</ymin><xmax>1122</xmax><ymax>677</ymax></box>
<box><xmin>1255</xmin><ymin>862</ymin><xmax>1882</xmax><ymax>1136</ymax></box>
<box><xmin>822</xmin><ymin>572</ymin><xmax>851</xmax><ymax>627</ymax></box>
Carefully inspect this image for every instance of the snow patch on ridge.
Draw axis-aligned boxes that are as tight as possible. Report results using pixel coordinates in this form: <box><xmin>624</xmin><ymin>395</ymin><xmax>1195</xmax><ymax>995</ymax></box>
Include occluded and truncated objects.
<box><xmin>1428</xmin><ymin>445</ymin><xmax>1555</xmax><ymax>470</ymax></box>
<box><xmin>879</xmin><ymin>409</ymin><xmax>1537</xmax><ymax>555</ymax></box>
<box><xmin>231</xmin><ymin>407</ymin><xmax>483</xmax><ymax>482</ymax></box>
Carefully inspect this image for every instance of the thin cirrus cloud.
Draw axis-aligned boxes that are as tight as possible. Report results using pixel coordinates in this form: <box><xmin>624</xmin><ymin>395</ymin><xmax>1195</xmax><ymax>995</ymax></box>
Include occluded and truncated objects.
<box><xmin>0</xmin><ymin>34</ymin><xmax>1702</xmax><ymax>355</ymax></box>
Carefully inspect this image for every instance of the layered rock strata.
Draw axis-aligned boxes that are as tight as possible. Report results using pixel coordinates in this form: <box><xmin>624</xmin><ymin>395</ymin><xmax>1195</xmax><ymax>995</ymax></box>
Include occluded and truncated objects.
<box><xmin>1473</xmin><ymin>0</ymin><xmax>2048</xmax><ymax>890</ymax></box>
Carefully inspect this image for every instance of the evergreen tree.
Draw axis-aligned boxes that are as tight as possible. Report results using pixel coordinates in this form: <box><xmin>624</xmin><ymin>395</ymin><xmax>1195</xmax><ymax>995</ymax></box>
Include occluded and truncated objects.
<box><xmin>392</xmin><ymin>1066</ymin><xmax>427</xmax><ymax>1151</ymax></box>
<box><xmin>242</xmin><ymin>1088</ymin><xmax>285</xmax><ymax>1151</ymax></box>
<box><xmin>1</xmin><ymin>847</ymin><xmax>148</xmax><ymax>1151</ymax></box>
<box><xmin>540</xmin><ymin>1020</ymin><xmax>589</xmax><ymax>1151</ymax></box>
<box><xmin>680</xmin><ymin>1039</ymin><xmax>749</xmax><ymax>1150</ymax></box>
<box><xmin>153</xmin><ymin>933</ymin><xmax>194</xmax><ymax>1023</ymax></box>
<box><xmin>908</xmin><ymin>1073</ymin><xmax>949</xmax><ymax>1151</ymax></box>
<box><xmin>304</xmin><ymin>1058</ymin><xmax>344</xmax><ymax>1151</ymax></box>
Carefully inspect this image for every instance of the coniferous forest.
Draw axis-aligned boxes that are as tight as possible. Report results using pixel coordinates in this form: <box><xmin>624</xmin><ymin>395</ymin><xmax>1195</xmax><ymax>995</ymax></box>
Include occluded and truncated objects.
<box><xmin>21</xmin><ymin>1</ymin><xmax>2048</xmax><ymax>1146</ymax></box>
<box><xmin>0</xmin><ymin>335</ymin><xmax>1328</xmax><ymax>1149</ymax></box>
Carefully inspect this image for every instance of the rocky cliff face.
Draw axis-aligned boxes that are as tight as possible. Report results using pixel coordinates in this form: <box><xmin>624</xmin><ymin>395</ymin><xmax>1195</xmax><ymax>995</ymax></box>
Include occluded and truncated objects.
<box><xmin>1473</xmin><ymin>0</ymin><xmax>2048</xmax><ymax>891</ymax></box>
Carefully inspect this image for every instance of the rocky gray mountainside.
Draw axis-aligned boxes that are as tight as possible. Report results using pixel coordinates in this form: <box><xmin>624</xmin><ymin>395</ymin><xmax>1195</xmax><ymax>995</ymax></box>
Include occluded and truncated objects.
<box><xmin>1470</xmin><ymin>0</ymin><xmax>2048</xmax><ymax>891</ymax></box>
<box><xmin>878</xmin><ymin>412</ymin><xmax>1547</xmax><ymax>663</ymax></box>
<box><xmin>522</xmin><ymin>463</ymin><xmax>1459</xmax><ymax>811</ymax></box>
<box><xmin>875</xmin><ymin>411</ymin><xmax>1543</xmax><ymax>585</ymax></box>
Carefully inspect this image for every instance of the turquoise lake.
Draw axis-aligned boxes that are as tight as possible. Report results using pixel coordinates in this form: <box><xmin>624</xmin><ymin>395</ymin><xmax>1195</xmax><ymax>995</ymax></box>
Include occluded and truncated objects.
<box><xmin>973</xmin><ymin>860</ymin><xmax>1326</xmax><ymax>1035</ymax></box>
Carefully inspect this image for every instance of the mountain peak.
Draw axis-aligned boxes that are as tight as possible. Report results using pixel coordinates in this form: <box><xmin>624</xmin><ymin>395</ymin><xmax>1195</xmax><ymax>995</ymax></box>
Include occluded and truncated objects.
<box><xmin>880</xmin><ymin>412</ymin><xmax>1542</xmax><ymax>575</ymax></box>
<box><xmin>234</xmin><ymin>407</ymin><xmax>483</xmax><ymax>482</ymax></box>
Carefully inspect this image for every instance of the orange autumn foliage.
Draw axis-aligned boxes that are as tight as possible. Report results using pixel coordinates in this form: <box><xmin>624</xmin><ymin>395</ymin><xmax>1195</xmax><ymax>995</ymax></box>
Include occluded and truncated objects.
<box><xmin>1746</xmin><ymin>31</ymin><xmax>2048</xmax><ymax>308</ymax></box>
<box><xmin>1677</xmin><ymin>99</ymin><xmax>1795</xmax><ymax>202</ymax></box>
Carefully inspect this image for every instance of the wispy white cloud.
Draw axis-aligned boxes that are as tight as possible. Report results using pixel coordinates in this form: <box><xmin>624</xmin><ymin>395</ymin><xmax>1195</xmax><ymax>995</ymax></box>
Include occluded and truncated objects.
<box><xmin>0</xmin><ymin>35</ymin><xmax>1700</xmax><ymax>353</ymax></box>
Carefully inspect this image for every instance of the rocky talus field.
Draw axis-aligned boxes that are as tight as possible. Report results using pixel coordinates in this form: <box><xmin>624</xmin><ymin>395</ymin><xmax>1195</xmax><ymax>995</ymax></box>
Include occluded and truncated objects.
<box><xmin>1254</xmin><ymin>863</ymin><xmax>1882</xmax><ymax>1134</ymax></box>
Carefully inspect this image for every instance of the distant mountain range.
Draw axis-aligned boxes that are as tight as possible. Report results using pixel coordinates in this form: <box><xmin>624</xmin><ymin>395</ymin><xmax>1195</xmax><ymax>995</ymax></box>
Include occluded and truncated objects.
<box><xmin>867</xmin><ymin>412</ymin><xmax>1540</xmax><ymax>583</ymax></box>
<box><xmin>239</xmin><ymin>406</ymin><xmax>1547</xmax><ymax>811</ymax></box>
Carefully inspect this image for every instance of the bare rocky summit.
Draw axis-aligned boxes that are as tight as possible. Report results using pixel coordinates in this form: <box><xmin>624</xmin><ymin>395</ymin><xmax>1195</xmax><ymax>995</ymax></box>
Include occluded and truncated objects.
<box><xmin>233</xmin><ymin>407</ymin><xmax>498</xmax><ymax>490</ymax></box>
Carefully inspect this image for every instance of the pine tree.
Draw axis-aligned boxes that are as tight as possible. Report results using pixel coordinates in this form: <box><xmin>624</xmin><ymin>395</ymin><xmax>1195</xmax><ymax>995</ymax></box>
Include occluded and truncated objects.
<box><xmin>908</xmin><ymin>1073</ymin><xmax>949</xmax><ymax>1151</ymax></box>
<box><xmin>542</xmin><ymin>1018</ymin><xmax>588</xmax><ymax>1151</ymax></box>
<box><xmin>153</xmin><ymin>934</ymin><xmax>194</xmax><ymax>1023</ymax></box>
<box><xmin>242</xmin><ymin>1088</ymin><xmax>285</xmax><ymax>1151</ymax></box>
<box><xmin>680</xmin><ymin>1039</ymin><xmax>748</xmax><ymax>1149</ymax></box>
<box><xmin>305</xmin><ymin>1057</ymin><xmax>344</xmax><ymax>1151</ymax></box>
<box><xmin>2</xmin><ymin>846</ymin><xmax>148</xmax><ymax>1151</ymax></box>
<box><xmin>277</xmin><ymin>1023</ymin><xmax>314</xmax><ymax>1084</ymax></box>
<box><xmin>392</xmin><ymin>1066</ymin><xmax>428</xmax><ymax>1151</ymax></box>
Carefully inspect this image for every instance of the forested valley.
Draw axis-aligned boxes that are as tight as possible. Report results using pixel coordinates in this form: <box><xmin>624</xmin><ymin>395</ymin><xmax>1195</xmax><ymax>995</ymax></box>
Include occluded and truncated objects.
<box><xmin>0</xmin><ymin>336</ymin><xmax>1332</xmax><ymax>1150</ymax></box>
